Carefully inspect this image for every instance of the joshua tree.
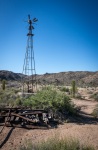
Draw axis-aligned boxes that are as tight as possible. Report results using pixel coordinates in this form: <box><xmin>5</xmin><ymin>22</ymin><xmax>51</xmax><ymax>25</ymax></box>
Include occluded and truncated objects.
<box><xmin>2</xmin><ymin>79</ymin><xmax>6</xmax><ymax>90</ymax></box>
<box><xmin>71</xmin><ymin>80</ymin><xmax>76</xmax><ymax>98</ymax></box>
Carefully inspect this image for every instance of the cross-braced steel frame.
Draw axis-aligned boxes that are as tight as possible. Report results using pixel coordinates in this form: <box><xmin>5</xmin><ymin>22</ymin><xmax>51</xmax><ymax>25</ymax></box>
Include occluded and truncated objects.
<box><xmin>22</xmin><ymin>15</ymin><xmax>38</xmax><ymax>93</ymax></box>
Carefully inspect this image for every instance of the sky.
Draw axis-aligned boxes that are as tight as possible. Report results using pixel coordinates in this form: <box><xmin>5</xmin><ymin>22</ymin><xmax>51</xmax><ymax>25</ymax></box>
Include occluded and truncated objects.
<box><xmin>0</xmin><ymin>0</ymin><xmax>98</xmax><ymax>74</ymax></box>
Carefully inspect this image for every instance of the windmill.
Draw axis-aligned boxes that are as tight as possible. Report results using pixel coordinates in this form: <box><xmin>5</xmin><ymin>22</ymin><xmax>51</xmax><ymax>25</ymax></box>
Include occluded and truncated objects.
<box><xmin>22</xmin><ymin>15</ymin><xmax>38</xmax><ymax>93</ymax></box>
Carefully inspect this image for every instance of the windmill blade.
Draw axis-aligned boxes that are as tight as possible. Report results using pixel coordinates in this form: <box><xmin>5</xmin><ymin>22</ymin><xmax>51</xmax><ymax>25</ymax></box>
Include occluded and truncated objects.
<box><xmin>28</xmin><ymin>14</ymin><xmax>30</xmax><ymax>20</ymax></box>
<box><xmin>33</xmin><ymin>18</ymin><xmax>38</xmax><ymax>22</ymax></box>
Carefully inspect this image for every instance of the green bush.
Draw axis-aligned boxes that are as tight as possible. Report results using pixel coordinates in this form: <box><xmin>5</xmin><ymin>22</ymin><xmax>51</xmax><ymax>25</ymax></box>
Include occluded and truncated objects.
<box><xmin>59</xmin><ymin>87</ymin><xmax>70</xmax><ymax>93</ymax></box>
<box><xmin>19</xmin><ymin>137</ymin><xmax>95</xmax><ymax>150</ymax></box>
<box><xmin>22</xmin><ymin>88</ymin><xmax>76</xmax><ymax>116</ymax></box>
<box><xmin>0</xmin><ymin>89</ymin><xmax>21</xmax><ymax>106</ymax></box>
<box><xmin>15</xmin><ymin>98</ymin><xmax>23</xmax><ymax>106</ymax></box>
<box><xmin>0</xmin><ymin>87</ymin><xmax>77</xmax><ymax>117</ymax></box>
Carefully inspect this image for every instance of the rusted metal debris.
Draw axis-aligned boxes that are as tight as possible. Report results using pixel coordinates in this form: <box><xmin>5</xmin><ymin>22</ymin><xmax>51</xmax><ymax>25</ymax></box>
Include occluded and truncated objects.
<box><xmin>0</xmin><ymin>107</ymin><xmax>50</xmax><ymax>128</ymax></box>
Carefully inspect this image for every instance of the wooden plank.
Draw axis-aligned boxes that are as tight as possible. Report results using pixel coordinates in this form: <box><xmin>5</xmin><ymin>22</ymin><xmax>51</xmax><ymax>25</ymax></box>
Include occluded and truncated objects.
<box><xmin>11</xmin><ymin>112</ymin><xmax>37</xmax><ymax>123</ymax></box>
<box><xmin>19</xmin><ymin>111</ymin><xmax>44</xmax><ymax>116</ymax></box>
<box><xmin>0</xmin><ymin>123</ymin><xmax>49</xmax><ymax>129</ymax></box>
<box><xmin>0</xmin><ymin>111</ymin><xmax>46</xmax><ymax>117</ymax></box>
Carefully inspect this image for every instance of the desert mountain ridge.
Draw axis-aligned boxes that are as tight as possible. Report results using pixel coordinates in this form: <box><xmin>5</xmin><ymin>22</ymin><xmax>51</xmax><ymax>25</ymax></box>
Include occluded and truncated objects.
<box><xmin>0</xmin><ymin>70</ymin><xmax>98</xmax><ymax>87</ymax></box>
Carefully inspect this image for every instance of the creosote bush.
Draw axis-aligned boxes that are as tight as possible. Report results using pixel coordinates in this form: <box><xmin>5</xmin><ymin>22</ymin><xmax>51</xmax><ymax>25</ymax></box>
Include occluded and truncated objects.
<box><xmin>22</xmin><ymin>88</ymin><xmax>76</xmax><ymax>116</ymax></box>
<box><xmin>59</xmin><ymin>86</ymin><xmax>70</xmax><ymax>93</ymax></box>
<box><xmin>0</xmin><ymin>86</ymin><xmax>77</xmax><ymax>118</ymax></box>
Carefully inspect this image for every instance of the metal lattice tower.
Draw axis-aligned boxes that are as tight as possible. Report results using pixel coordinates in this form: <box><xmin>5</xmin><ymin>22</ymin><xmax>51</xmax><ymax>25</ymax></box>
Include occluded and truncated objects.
<box><xmin>22</xmin><ymin>15</ymin><xmax>38</xmax><ymax>93</ymax></box>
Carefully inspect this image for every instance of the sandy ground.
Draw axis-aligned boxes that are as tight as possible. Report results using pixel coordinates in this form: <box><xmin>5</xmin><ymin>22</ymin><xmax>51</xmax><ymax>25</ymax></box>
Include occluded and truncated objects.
<box><xmin>73</xmin><ymin>99</ymin><xmax>98</xmax><ymax>114</ymax></box>
<box><xmin>0</xmin><ymin>123</ymin><xmax>98</xmax><ymax>150</ymax></box>
<box><xmin>0</xmin><ymin>87</ymin><xmax>98</xmax><ymax>150</ymax></box>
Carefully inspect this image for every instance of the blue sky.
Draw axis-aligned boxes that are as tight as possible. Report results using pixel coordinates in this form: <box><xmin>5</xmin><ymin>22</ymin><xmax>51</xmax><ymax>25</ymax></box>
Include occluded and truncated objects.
<box><xmin>0</xmin><ymin>0</ymin><xmax>98</xmax><ymax>74</ymax></box>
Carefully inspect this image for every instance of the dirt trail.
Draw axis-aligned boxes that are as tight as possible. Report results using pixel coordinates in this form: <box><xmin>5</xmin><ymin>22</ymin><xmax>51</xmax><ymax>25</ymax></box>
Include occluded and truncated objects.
<box><xmin>73</xmin><ymin>99</ymin><xmax>98</xmax><ymax>114</ymax></box>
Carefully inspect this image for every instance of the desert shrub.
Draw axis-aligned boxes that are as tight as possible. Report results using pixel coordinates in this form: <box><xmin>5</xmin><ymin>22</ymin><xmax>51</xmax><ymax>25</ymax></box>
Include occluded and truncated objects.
<box><xmin>90</xmin><ymin>92</ymin><xmax>98</xmax><ymax>101</ymax></box>
<box><xmin>0</xmin><ymin>89</ymin><xmax>21</xmax><ymax>106</ymax></box>
<box><xmin>0</xmin><ymin>90</ymin><xmax>12</xmax><ymax>105</ymax></box>
<box><xmin>75</xmin><ymin>93</ymin><xmax>83</xmax><ymax>99</ymax></box>
<box><xmin>13</xmin><ymin>88</ymin><xmax>20</xmax><ymax>94</ymax></box>
<box><xmin>65</xmin><ymin>88</ymin><xmax>70</xmax><ymax>92</ymax></box>
<box><xmin>19</xmin><ymin>137</ymin><xmax>95</xmax><ymax>150</ymax></box>
<box><xmin>22</xmin><ymin>88</ymin><xmax>76</xmax><ymax>116</ymax></box>
<box><xmin>59</xmin><ymin>87</ymin><xmax>70</xmax><ymax>93</ymax></box>
<box><xmin>41</xmin><ymin>86</ymin><xmax>52</xmax><ymax>90</ymax></box>
<box><xmin>91</xmin><ymin>105</ymin><xmax>98</xmax><ymax>118</ymax></box>
<box><xmin>15</xmin><ymin>98</ymin><xmax>23</xmax><ymax>106</ymax></box>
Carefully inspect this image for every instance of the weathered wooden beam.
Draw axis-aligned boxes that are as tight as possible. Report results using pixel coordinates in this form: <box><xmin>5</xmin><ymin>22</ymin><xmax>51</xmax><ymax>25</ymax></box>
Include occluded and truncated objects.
<box><xmin>11</xmin><ymin>113</ymin><xmax>37</xmax><ymax>123</ymax></box>
<box><xmin>0</xmin><ymin>111</ymin><xmax>46</xmax><ymax>117</ymax></box>
<box><xmin>19</xmin><ymin>111</ymin><xmax>44</xmax><ymax>116</ymax></box>
<box><xmin>0</xmin><ymin>123</ymin><xmax>48</xmax><ymax>129</ymax></box>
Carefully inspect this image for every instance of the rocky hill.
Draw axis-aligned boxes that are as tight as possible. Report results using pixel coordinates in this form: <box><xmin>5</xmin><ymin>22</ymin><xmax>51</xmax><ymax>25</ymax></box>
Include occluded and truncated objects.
<box><xmin>0</xmin><ymin>70</ymin><xmax>23</xmax><ymax>81</ymax></box>
<box><xmin>36</xmin><ymin>71</ymin><xmax>98</xmax><ymax>87</ymax></box>
<box><xmin>0</xmin><ymin>70</ymin><xmax>98</xmax><ymax>87</ymax></box>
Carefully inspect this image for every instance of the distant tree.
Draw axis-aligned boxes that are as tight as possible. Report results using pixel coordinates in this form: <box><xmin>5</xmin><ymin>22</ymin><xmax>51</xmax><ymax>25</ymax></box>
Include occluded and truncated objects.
<box><xmin>2</xmin><ymin>79</ymin><xmax>6</xmax><ymax>90</ymax></box>
<box><xmin>71</xmin><ymin>80</ymin><xmax>76</xmax><ymax>98</ymax></box>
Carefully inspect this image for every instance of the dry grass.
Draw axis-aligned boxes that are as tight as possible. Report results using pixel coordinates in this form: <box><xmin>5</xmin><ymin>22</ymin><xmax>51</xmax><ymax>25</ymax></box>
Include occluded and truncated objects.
<box><xmin>19</xmin><ymin>136</ymin><xmax>95</xmax><ymax>150</ymax></box>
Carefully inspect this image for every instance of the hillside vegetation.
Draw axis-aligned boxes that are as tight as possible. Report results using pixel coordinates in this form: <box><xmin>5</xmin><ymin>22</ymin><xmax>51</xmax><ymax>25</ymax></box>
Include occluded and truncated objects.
<box><xmin>22</xmin><ymin>87</ymin><xmax>76</xmax><ymax>116</ymax></box>
<box><xmin>0</xmin><ymin>86</ymin><xmax>77</xmax><ymax>119</ymax></box>
<box><xmin>0</xmin><ymin>70</ymin><xmax>98</xmax><ymax>87</ymax></box>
